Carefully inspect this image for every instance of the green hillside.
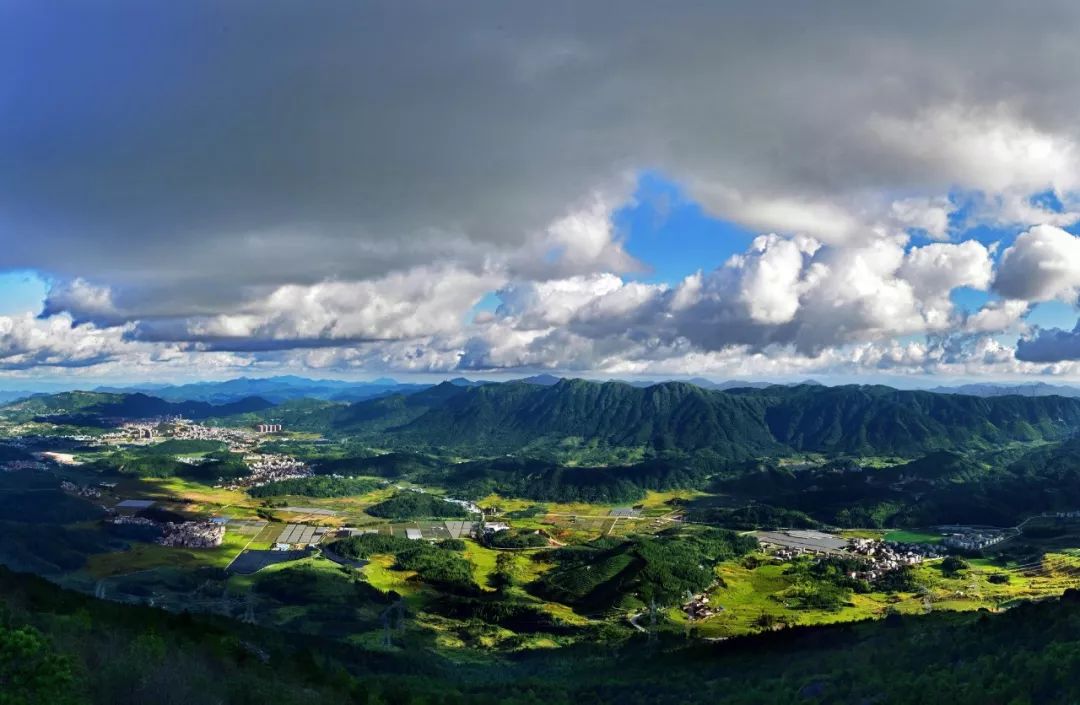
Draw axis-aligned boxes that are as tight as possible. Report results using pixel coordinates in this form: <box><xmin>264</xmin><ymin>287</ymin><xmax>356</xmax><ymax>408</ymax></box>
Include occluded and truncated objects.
<box><xmin>1</xmin><ymin>391</ymin><xmax>273</xmax><ymax>424</ymax></box>
<box><xmin>269</xmin><ymin>380</ymin><xmax>1080</xmax><ymax>458</ymax></box>
<box><xmin>534</xmin><ymin>528</ymin><xmax>758</xmax><ymax>613</ymax></box>
<box><xmin>17</xmin><ymin>381</ymin><xmax>1080</xmax><ymax>460</ymax></box>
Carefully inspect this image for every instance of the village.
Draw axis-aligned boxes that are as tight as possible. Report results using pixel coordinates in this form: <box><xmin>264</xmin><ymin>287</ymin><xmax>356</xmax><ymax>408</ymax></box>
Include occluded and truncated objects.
<box><xmin>106</xmin><ymin>513</ymin><xmax>226</xmax><ymax>548</ymax></box>
<box><xmin>756</xmin><ymin>529</ymin><xmax>946</xmax><ymax>581</ymax></box>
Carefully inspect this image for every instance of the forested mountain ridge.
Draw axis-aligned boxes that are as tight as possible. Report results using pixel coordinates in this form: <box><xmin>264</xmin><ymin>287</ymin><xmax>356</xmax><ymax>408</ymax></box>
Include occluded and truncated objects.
<box><xmin>738</xmin><ymin>383</ymin><xmax>1080</xmax><ymax>454</ymax></box>
<box><xmin>0</xmin><ymin>390</ymin><xmax>273</xmax><ymax>423</ymax></box>
<box><xmin>325</xmin><ymin>380</ymin><xmax>1080</xmax><ymax>456</ymax></box>
<box><xmin>12</xmin><ymin>380</ymin><xmax>1080</xmax><ymax>458</ymax></box>
<box><xmin>389</xmin><ymin>379</ymin><xmax>782</xmax><ymax>455</ymax></box>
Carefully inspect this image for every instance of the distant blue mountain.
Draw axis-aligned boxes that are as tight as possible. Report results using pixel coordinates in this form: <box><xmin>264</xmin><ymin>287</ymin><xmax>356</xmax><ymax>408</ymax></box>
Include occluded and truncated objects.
<box><xmin>447</xmin><ymin>377</ymin><xmax>492</xmax><ymax>387</ymax></box>
<box><xmin>521</xmin><ymin>373</ymin><xmax>562</xmax><ymax>386</ymax></box>
<box><xmin>94</xmin><ymin>375</ymin><xmax>431</xmax><ymax>404</ymax></box>
<box><xmin>0</xmin><ymin>390</ymin><xmax>36</xmax><ymax>405</ymax></box>
<box><xmin>928</xmin><ymin>382</ymin><xmax>1080</xmax><ymax>398</ymax></box>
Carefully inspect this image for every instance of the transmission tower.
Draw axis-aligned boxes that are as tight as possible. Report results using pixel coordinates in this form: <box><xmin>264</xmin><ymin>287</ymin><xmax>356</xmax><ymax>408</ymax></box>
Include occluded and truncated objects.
<box><xmin>381</xmin><ymin>597</ymin><xmax>407</xmax><ymax>647</ymax></box>
<box><xmin>381</xmin><ymin>609</ymin><xmax>392</xmax><ymax>647</ymax></box>
<box><xmin>242</xmin><ymin>592</ymin><xmax>256</xmax><ymax>624</ymax></box>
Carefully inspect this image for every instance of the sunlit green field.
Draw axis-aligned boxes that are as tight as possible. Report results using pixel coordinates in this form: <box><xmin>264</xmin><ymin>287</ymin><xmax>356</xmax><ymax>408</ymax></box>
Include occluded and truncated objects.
<box><xmin>884</xmin><ymin>529</ymin><xmax>943</xmax><ymax>544</ymax></box>
<box><xmin>682</xmin><ymin>551</ymin><xmax>1080</xmax><ymax>639</ymax></box>
<box><xmin>85</xmin><ymin>528</ymin><xmax>252</xmax><ymax>578</ymax></box>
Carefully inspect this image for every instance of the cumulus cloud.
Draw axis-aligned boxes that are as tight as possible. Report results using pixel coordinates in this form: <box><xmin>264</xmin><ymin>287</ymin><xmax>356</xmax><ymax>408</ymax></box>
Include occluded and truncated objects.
<box><xmin>1016</xmin><ymin>323</ymin><xmax>1080</xmax><ymax>362</ymax></box>
<box><xmin>130</xmin><ymin>266</ymin><xmax>501</xmax><ymax>351</ymax></box>
<box><xmin>40</xmin><ymin>279</ymin><xmax>121</xmax><ymax>326</ymax></box>
<box><xmin>889</xmin><ymin>197</ymin><xmax>953</xmax><ymax>240</ymax></box>
<box><xmin>454</xmin><ymin>234</ymin><xmax>1003</xmax><ymax>371</ymax></box>
<box><xmin>866</xmin><ymin>106</ymin><xmax>1080</xmax><ymax>196</ymax></box>
<box><xmin>963</xmin><ymin>300</ymin><xmax>1030</xmax><ymax>334</ymax></box>
<box><xmin>994</xmin><ymin>225</ymin><xmax>1080</xmax><ymax>302</ymax></box>
<box><xmin>0</xmin><ymin>314</ymin><xmax>132</xmax><ymax>370</ymax></box>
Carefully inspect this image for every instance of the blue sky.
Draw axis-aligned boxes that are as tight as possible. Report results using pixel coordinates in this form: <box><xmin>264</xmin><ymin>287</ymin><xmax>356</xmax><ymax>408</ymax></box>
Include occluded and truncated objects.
<box><xmin>615</xmin><ymin>174</ymin><xmax>1079</xmax><ymax>330</ymax></box>
<box><xmin>615</xmin><ymin>172</ymin><xmax>757</xmax><ymax>284</ymax></box>
<box><xmin>0</xmin><ymin>271</ymin><xmax>47</xmax><ymax>316</ymax></box>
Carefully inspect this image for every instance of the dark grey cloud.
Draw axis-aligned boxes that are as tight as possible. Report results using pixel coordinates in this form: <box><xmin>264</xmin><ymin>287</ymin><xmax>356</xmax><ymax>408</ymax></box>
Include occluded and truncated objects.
<box><xmin>6</xmin><ymin>0</ymin><xmax>1080</xmax><ymax>324</ymax></box>
<box><xmin>1016</xmin><ymin>323</ymin><xmax>1080</xmax><ymax>362</ymax></box>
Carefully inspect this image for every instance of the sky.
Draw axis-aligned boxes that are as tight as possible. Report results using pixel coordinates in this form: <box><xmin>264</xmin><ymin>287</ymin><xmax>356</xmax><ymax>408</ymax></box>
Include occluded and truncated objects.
<box><xmin>5</xmin><ymin>1</ymin><xmax>1080</xmax><ymax>388</ymax></box>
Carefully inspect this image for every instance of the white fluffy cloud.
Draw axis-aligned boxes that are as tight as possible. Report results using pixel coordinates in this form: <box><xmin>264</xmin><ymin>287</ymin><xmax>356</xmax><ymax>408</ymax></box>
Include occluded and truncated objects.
<box><xmin>131</xmin><ymin>266</ymin><xmax>501</xmax><ymax>351</ymax></box>
<box><xmin>889</xmin><ymin>197</ymin><xmax>953</xmax><ymax>240</ymax></box>
<box><xmin>867</xmin><ymin>106</ymin><xmax>1080</xmax><ymax>196</ymax></box>
<box><xmin>994</xmin><ymin>225</ymin><xmax>1080</xmax><ymax>302</ymax></box>
<box><xmin>452</xmin><ymin>234</ymin><xmax>1003</xmax><ymax>372</ymax></box>
<box><xmin>0</xmin><ymin>314</ymin><xmax>132</xmax><ymax>370</ymax></box>
<box><xmin>964</xmin><ymin>300</ymin><xmax>1030</xmax><ymax>334</ymax></box>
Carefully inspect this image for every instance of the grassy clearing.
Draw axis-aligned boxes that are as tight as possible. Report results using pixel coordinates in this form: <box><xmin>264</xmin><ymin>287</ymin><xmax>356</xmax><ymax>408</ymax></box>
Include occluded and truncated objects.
<box><xmin>838</xmin><ymin>529</ymin><xmax>886</xmax><ymax>540</ymax></box>
<box><xmin>142</xmin><ymin>476</ymin><xmax>249</xmax><ymax>507</ymax></box>
<box><xmin>884</xmin><ymin>529</ymin><xmax>943</xmax><ymax>544</ymax></box>
<box><xmin>362</xmin><ymin>555</ymin><xmax>429</xmax><ymax>608</ymax></box>
<box><xmin>462</xmin><ymin>541</ymin><xmax>500</xmax><ymax>591</ymax></box>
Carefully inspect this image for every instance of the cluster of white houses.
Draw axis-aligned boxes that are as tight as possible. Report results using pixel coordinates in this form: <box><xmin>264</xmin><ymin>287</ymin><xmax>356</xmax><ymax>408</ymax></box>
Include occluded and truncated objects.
<box><xmin>60</xmin><ymin>480</ymin><xmax>101</xmax><ymax>499</ymax></box>
<box><xmin>942</xmin><ymin>530</ymin><xmax>1007</xmax><ymax>550</ymax></box>
<box><xmin>758</xmin><ymin>529</ymin><xmax>948</xmax><ymax>583</ymax></box>
<box><xmin>105</xmin><ymin>515</ymin><xmax>225</xmax><ymax>548</ymax></box>
<box><xmin>235</xmin><ymin>453</ymin><xmax>308</xmax><ymax>487</ymax></box>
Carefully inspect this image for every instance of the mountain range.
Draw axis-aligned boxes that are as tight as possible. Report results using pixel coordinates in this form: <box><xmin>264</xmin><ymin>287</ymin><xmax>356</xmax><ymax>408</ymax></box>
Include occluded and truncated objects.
<box><xmin>0</xmin><ymin>391</ymin><xmax>273</xmax><ymax>424</ymax></box>
<box><xmin>0</xmin><ymin>375</ymin><xmax>1069</xmax><ymax>408</ymax></box>
<box><xmin>11</xmin><ymin>378</ymin><xmax>1080</xmax><ymax>458</ymax></box>
<box><xmin>203</xmin><ymin>378</ymin><xmax>1080</xmax><ymax>458</ymax></box>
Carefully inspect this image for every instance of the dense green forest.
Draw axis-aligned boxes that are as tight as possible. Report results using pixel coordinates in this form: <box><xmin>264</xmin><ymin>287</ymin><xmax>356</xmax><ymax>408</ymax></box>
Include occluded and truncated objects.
<box><xmin>534</xmin><ymin>528</ymin><xmax>758</xmax><ymax>612</ymax></box>
<box><xmin>248</xmin><ymin>476</ymin><xmax>382</xmax><ymax>498</ymax></box>
<box><xmin>426</xmin><ymin>456</ymin><xmax>711</xmax><ymax>503</ymax></box>
<box><xmin>312</xmin><ymin>451</ymin><xmax>444</xmax><ymax>478</ymax></box>
<box><xmin>333</xmin><ymin>380</ymin><xmax>1080</xmax><ymax>455</ymax></box>
<box><xmin>87</xmin><ymin>447</ymin><xmax>249</xmax><ymax>481</ymax></box>
<box><xmin>702</xmin><ymin>440</ymin><xmax>1080</xmax><ymax>528</ymax></box>
<box><xmin>363</xmin><ymin>492</ymin><xmax>472</xmax><ymax>520</ymax></box>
